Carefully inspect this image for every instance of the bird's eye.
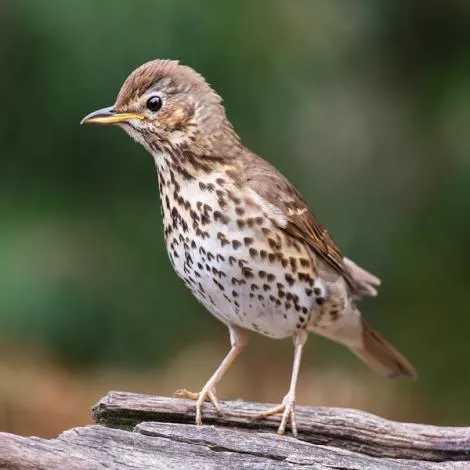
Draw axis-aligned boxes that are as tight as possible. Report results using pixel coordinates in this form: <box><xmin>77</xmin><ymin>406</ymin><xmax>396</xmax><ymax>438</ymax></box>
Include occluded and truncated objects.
<box><xmin>146</xmin><ymin>96</ymin><xmax>163</xmax><ymax>112</ymax></box>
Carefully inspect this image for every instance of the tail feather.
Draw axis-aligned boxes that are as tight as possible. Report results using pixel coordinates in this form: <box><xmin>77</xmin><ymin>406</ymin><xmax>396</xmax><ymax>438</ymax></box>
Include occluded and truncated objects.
<box><xmin>351</xmin><ymin>317</ymin><xmax>416</xmax><ymax>379</ymax></box>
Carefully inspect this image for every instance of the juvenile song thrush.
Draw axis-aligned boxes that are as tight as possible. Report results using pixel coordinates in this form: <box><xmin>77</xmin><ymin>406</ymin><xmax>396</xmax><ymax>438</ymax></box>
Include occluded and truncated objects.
<box><xmin>81</xmin><ymin>60</ymin><xmax>416</xmax><ymax>436</ymax></box>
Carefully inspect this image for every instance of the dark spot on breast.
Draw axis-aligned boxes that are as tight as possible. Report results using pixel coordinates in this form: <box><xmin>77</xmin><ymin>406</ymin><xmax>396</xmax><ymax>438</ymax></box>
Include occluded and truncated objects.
<box><xmin>243</xmin><ymin>237</ymin><xmax>254</xmax><ymax>246</ymax></box>
<box><xmin>258</xmin><ymin>270</ymin><xmax>266</xmax><ymax>278</ymax></box>
<box><xmin>242</xmin><ymin>266</ymin><xmax>254</xmax><ymax>278</ymax></box>
<box><xmin>289</xmin><ymin>258</ymin><xmax>298</xmax><ymax>272</ymax></box>
<box><xmin>235</xmin><ymin>207</ymin><xmax>245</xmax><ymax>216</ymax></box>
<box><xmin>267</xmin><ymin>273</ymin><xmax>275</xmax><ymax>282</ymax></box>
<box><xmin>285</xmin><ymin>274</ymin><xmax>295</xmax><ymax>286</ymax></box>
<box><xmin>232</xmin><ymin>240</ymin><xmax>241</xmax><ymax>250</ymax></box>
<box><xmin>268</xmin><ymin>238</ymin><xmax>278</xmax><ymax>251</ymax></box>
<box><xmin>237</xmin><ymin>219</ymin><xmax>245</xmax><ymax>229</ymax></box>
<box><xmin>214</xmin><ymin>211</ymin><xmax>230</xmax><ymax>224</ymax></box>
<box><xmin>300</xmin><ymin>274</ymin><xmax>314</xmax><ymax>286</ymax></box>
<box><xmin>249</xmin><ymin>248</ymin><xmax>258</xmax><ymax>258</ymax></box>
<box><xmin>260</xmin><ymin>250</ymin><xmax>268</xmax><ymax>260</ymax></box>
<box><xmin>263</xmin><ymin>284</ymin><xmax>271</xmax><ymax>292</ymax></box>
<box><xmin>251</xmin><ymin>284</ymin><xmax>259</xmax><ymax>291</ymax></box>
<box><xmin>313</xmin><ymin>287</ymin><xmax>322</xmax><ymax>296</ymax></box>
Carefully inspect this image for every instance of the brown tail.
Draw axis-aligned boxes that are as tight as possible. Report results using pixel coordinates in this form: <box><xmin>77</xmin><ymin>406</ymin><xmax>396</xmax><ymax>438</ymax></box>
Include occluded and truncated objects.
<box><xmin>350</xmin><ymin>318</ymin><xmax>416</xmax><ymax>379</ymax></box>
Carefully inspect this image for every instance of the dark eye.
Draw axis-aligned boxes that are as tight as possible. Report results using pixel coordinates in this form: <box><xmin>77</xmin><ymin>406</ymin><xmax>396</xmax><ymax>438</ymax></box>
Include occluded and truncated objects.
<box><xmin>146</xmin><ymin>96</ymin><xmax>163</xmax><ymax>112</ymax></box>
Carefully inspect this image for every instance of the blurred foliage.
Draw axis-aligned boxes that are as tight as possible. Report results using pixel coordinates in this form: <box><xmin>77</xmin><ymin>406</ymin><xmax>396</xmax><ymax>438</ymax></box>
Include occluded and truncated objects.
<box><xmin>1</xmin><ymin>0</ymin><xmax>470</xmax><ymax>435</ymax></box>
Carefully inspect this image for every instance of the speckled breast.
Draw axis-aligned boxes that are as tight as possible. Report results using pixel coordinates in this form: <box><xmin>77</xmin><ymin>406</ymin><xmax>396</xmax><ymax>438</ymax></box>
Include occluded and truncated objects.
<box><xmin>156</xmin><ymin>156</ymin><xmax>319</xmax><ymax>339</ymax></box>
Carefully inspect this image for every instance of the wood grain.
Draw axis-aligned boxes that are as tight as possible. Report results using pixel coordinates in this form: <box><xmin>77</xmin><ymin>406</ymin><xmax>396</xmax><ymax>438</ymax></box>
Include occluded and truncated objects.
<box><xmin>93</xmin><ymin>391</ymin><xmax>470</xmax><ymax>462</ymax></box>
<box><xmin>0</xmin><ymin>391</ymin><xmax>468</xmax><ymax>469</ymax></box>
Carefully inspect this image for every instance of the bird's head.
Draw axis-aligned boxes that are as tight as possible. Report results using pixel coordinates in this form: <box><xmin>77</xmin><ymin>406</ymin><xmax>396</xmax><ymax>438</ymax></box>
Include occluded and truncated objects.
<box><xmin>81</xmin><ymin>60</ymin><xmax>237</xmax><ymax>156</ymax></box>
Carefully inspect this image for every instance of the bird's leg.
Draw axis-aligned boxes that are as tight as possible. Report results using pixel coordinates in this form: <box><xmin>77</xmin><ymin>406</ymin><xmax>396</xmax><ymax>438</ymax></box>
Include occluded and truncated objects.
<box><xmin>174</xmin><ymin>326</ymin><xmax>248</xmax><ymax>425</ymax></box>
<box><xmin>255</xmin><ymin>330</ymin><xmax>307</xmax><ymax>437</ymax></box>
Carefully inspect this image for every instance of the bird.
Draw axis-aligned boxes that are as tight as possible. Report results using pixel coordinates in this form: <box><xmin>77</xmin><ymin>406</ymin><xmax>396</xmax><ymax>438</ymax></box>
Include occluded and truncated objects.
<box><xmin>81</xmin><ymin>59</ymin><xmax>416</xmax><ymax>437</ymax></box>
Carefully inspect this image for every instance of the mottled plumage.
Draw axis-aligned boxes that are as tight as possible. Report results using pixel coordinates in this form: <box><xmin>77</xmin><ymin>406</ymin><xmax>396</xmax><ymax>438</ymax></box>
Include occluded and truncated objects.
<box><xmin>82</xmin><ymin>59</ymin><xmax>416</xmax><ymax>436</ymax></box>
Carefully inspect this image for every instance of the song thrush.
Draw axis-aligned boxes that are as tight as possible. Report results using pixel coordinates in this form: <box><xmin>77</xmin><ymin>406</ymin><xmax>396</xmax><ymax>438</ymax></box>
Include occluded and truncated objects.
<box><xmin>81</xmin><ymin>60</ymin><xmax>416</xmax><ymax>436</ymax></box>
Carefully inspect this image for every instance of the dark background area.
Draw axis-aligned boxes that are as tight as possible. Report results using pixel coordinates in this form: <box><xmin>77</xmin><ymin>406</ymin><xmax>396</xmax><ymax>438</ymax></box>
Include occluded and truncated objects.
<box><xmin>1</xmin><ymin>0</ymin><xmax>469</xmax><ymax>437</ymax></box>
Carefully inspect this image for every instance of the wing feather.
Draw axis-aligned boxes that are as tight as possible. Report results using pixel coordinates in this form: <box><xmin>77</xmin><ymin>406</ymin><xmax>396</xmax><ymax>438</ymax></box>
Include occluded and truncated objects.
<box><xmin>239</xmin><ymin>155</ymin><xmax>355</xmax><ymax>286</ymax></box>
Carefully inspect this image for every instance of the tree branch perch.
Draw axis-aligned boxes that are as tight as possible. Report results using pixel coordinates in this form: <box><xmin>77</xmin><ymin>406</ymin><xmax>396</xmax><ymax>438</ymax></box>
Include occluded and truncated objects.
<box><xmin>0</xmin><ymin>391</ymin><xmax>468</xmax><ymax>469</ymax></box>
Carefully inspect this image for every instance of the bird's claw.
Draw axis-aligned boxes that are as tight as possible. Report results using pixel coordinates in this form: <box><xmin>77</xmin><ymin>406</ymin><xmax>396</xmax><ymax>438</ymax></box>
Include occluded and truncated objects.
<box><xmin>173</xmin><ymin>387</ymin><xmax>224</xmax><ymax>424</ymax></box>
<box><xmin>254</xmin><ymin>393</ymin><xmax>298</xmax><ymax>437</ymax></box>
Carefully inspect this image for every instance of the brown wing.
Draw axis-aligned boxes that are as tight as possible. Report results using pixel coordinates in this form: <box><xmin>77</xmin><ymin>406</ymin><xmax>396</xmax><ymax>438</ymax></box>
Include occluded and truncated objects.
<box><xmin>238</xmin><ymin>154</ymin><xmax>356</xmax><ymax>288</ymax></box>
<box><xmin>281</xmin><ymin>199</ymin><xmax>351</xmax><ymax>282</ymax></box>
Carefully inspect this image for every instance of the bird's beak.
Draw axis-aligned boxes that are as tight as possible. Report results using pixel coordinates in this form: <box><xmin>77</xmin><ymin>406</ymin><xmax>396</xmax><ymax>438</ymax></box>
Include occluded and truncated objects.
<box><xmin>80</xmin><ymin>106</ymin><xmax>144</xmax><ymax>125</ymax></box>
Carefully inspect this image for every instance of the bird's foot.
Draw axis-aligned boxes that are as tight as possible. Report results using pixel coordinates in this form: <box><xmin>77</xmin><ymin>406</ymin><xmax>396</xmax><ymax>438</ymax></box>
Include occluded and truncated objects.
<box><xmin>173</xmin><ymin>387</ymin><xmax>224</xmax><ymax>424</ymax></box>
<box><xmin>255</xmin><ymin>392</ymin><xmax>298</xmax><ymax>437</ymax></box>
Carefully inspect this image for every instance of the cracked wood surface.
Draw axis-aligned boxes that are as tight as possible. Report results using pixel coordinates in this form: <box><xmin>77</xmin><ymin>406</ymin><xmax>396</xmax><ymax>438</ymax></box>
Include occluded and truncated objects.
<box><xmin>0</xmin><ymin>391</ymin><xmax>469</xmax><ymax>469</ymax></box>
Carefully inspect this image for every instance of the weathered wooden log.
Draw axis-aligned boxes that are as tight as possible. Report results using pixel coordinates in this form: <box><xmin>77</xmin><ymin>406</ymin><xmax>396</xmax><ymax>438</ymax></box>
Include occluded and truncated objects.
<box><xmin>0</xmin><ymin>391</ymin><xmax>469</xmax><ymax>469</ymax></box>
<box><xmin>93</xmin><ymin>391</ymin><xmax>470</xmax><ymax>462</ymax></box>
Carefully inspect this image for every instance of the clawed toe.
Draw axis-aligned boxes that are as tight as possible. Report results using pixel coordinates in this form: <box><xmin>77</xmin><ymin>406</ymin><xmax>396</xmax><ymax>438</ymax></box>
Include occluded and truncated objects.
<box><xmin>173</xmin><ymin>387</ymin><xmax>224</xmax><ymax>424</ymax></box>
<box><xmin>254</xmin><ymin>395</ymin><xmax>298</xmax><ymax>437</ymax></box>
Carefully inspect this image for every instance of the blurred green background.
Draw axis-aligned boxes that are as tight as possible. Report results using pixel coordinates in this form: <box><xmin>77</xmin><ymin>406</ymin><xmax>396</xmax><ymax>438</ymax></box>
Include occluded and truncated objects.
<box><xmin>1</xmin><ymin>0</ymin><xmax>469</xmax><ymax>437</ymax></box>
